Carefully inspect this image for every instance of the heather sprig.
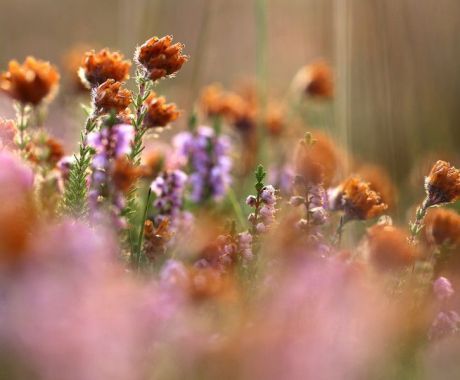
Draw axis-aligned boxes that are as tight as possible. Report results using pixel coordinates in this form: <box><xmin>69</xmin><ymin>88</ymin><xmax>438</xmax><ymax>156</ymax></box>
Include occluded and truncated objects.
<box><xmin>247</xmin><ymin>164</ymin><xmax>277</xmax><ymax>236</ymax></box>
<box><xmin>60</xmin><ymin>113</ymin><xmax>97</xmax><ymax>217</ymax></box>
<box><xmin>410</xmin><ymin>161</ymin><xmax>460</xmax><ymax>243</ymax></box>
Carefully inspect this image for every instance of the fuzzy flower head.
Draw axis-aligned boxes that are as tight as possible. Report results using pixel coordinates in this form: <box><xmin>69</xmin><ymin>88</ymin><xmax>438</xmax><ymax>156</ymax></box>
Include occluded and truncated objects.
<box><xmin>93</xmin><ymin>79</ymin><xmax>132</xmax><ymax>114</ymax></box>
<box><xmin>294</xmin><ymin>131</ymin><xmax>341</xmax><ymax>187</ymax></box>
<box><xmin>424</xmin><ymin>208</ymin><xmax>460</xmax><ymax>247</ymax></box>
<box><xmin>0</xmin><ymin>57</ymin><xmax>60</xmax><ymax>105</ymax></box>
<box><xmin>425</xmin><ymin>160</ymin><xmax>460</xmax><ymax>207</ymax></box>
<box><xmin>135</xmin><ymin>35</ymin><xmax>188</xmax><ymax>81</ymax></box>
<box><xmin>143</xmin><ymin>92</ymin><xmax>180</xmax><ymax>129</ymax></box>
<box><xmin>366</xmin><ymin>225</ymin><xmax>417</xmax><ymax>271</ymax></box>
<box><xmin>112</xmin><ymin>156</ymin><xmax>143</xmax><ymax>193</ymax></box>
<box><xmin>26</xmin><ymin>133</ymin><xmax>65</xmax><ymax>169</ymax></box>
<box><xmin>337</xmin><ymin>177</ymin><xmax>387</xmax><ymax>221</ymax></box>
<box><xmin>143</xmin><ymin>219</ymin><xmax>173</xmax><ymax>261</ymax></box>
<box><xmin>200</xmin><ymin>84</ymin><xmax>257</xmax><ymax>132</ymax></box>
<box><xmin>292</xmin><ymin>60</ymin><xmax>334</xmax><ymax>99</ymax></box>
<box><xmin>79</xmin><ymin>49</ymin><xmax>131</xmax><ymax>88</ymax></box>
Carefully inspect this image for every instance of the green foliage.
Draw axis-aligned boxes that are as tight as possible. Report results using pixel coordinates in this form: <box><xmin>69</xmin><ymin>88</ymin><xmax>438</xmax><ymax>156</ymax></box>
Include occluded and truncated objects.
<box><xmin>255</xmin><ymin>164</ymin><xmax>266</xmax><ymax>192</ymax></box>
<box><xmin>60</xmin><ymin>117</ymin><xmax>96</xmax><ymax>217</ymax></box>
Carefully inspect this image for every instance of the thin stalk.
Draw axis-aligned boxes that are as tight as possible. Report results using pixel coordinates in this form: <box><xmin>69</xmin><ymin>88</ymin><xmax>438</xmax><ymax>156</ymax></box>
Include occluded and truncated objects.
<box><xmin>227</xmin><ymin>187</ymin><xmax>246</xmax><ymax>228</ymax></box>
<box><xmin>409</xmin><ymin>197</ymin><xmax>430</xmax><ymax>244</ymax></box>
<box><xmin>136</xmin><ymin>188</ymin><xmax>152</xmax><ymax>269</ymax></box>
<box><xmin>15</xmin><ymin>103</ymin><xmax>30</xmax><ymax>157</ymax></box>
<box><xmin>334</xmin><ymin>215</ymin><xmax>346</xmax><ymax>247</ymax></box>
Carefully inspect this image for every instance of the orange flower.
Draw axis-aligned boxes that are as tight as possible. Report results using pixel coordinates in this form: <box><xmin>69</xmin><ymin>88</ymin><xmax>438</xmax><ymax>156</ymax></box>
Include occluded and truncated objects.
<box><xmin>200</xmin><ymin>84</ymin><xmax>257</xmax><ymax>132</ymax></box>
<box><xmin>425</xmin><ymin>160</ymin><xmax>460</xmax><ymax>206</ymax></box>
<box><xmin>135</xmin><ymin>35</ymin><xmax>188</xmax><ymax>81</ymax></box>
<box><xmin>367</xmin><ymin>224</ymin><xmax>417</xmax><ymax>271</ymax></box>
<box><xmin>295</xmin><ymin>131</ymin><xmax>341</xmax><ymax>187</ymax></box>
<box><xmin>112</xmin><ymin>156</ymin><xmax>144</xmax><ymax>193</ymax></box>
<box><xmin>423</xmin><ymin>208</ymin><xmax>460</xmax><ymax>247</ymax></box>
<box><xmin>357</xmin><ymin>164</ymin><xmax>396</xmax><ymax>210</ymax></box>
<box><xmin>340</xmin><ymin>177</ymin><xmax>387</xmax><ymax>221</ymax></box>
<box><xmin>143</xmin><ymin>219</ymin><xmax>172</xmax><ymax>261</ymax></box>
<box><xmin>188</xmin><ymin>266</ymin><xmax>237</xmax><ymax>302</ymax></box>
<box><xmin>80</xmin><ymin>49</ymin><xmax>131</xmax><ymax>88</ymax></box>
<box><xmin>27</xmin><ymin>133</ymin><xmax>65</xmax><ymax>168</ymax></box>
<box><xmin>0</xmin><ymin>57</ymin><xmax>60</xmax><ymax>105</ymax></box>
<box><xmin>293</xmin><ymin>60</ymin><xmax>333</xmax><ymax>99</ymax></box>
<box><xmin>93</xmin><ymin>79</ymin><xmax>132</xmax><ymax>114</ymax></box>
<box><xmin>143</xmin><ymin>93</ymin><xmax>180</xmax><ymax>129</ymax></box>
<box><xmin>62</xmin><ymin>44</ymin><xmax>91</xmax><ymax>93</ymax></box>
<box><xmin>264</xmin><ymin>102</ymin><xmax>285</xmax><ymax>136</ymax></box>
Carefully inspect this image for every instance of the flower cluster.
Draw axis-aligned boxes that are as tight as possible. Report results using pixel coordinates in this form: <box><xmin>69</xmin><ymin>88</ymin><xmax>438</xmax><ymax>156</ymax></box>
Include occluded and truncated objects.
<box><xmin>332</xmin><ymin>177</ymin><xmax>387</xmax><ymax>222</ymax></box>
<box><xmin>203</xmin><ymin>231</ymin><xmax>254</xmax><ymax>272</ymax></box>
<box><xmin>292</xmin><ymin>60</ymin><xmax>334</xmax><ymax>99</ymax></box>
<box><xmin>424</xmin><ymin>208</ymin><xmax>460</xmax><ymax>247</ymax></box>
<box><xmin>79</xmin><ymin>49</ymin><xmax>131</xmax><ymax>88</ymax></box>
<box><xmin>135</xmin><ymin>35</ymin><xmax>188</xmax><ymax>81</ymax></box>
<box><xmin>93</xmin><ymin>79</ymin><xmax>133</xmax><ymax>114</ymax></box>
<box><xmin>429</xmin><ymin>277</ymin><xmax>460</xmax><ymax>340</ymax></box>
<box><xmin>425</xmin><ymin>160</ymin><xmax>460</xmax><ymax>207</ymax></box>
<box><xmin>0</xmin><ymin>56</ymin><xmax>60</xmax><ymax>105</ymax></box>
<box><xmin>143</xmin><ymin>92</ymin><xmax>180</xmax><ymax>129</ymax></box>
<box><xmin>150</xmin><ymin>169</ymin><xmax>192</xmax><ymax>234</ymax></box>
<box><xmin>87</xmin><ymin>123</ymin><xmax>135</xmax><ymax>228</ymax></box>
<box><xmin>247</xmin><ymin>184</ymin><xmax>277</xmax><ymax>234</ymax></box>
<box><xmin>173</xmin><ymin>126</ymin><xmax>232</xmax><ymax>203</ymax></box>
<box><xmin>366</xmin><ymin>224</ymin><xmax>417</xmax><ymax>271</ymax></box>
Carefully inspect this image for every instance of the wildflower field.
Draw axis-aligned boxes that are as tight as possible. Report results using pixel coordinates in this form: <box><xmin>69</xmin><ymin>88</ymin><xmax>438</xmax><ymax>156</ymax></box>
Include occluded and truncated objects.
<box><xmin>1</xmin><ymin>1</ymin><xmax>460</xmax><ymax>379</ymax></box>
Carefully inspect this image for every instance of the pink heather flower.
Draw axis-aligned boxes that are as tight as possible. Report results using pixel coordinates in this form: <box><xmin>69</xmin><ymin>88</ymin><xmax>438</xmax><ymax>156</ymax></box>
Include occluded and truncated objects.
<box><xmin>0</xmin><ymin>151</ymin><xmax>34</xmax><ymax>194</ymax></box>
<box><xmin>429</xmin><ymin>311</ymin><xmax>460</xmax><ymax>341</ymax></box>
<box><xmin>433</xmin><ymin>277</ymin><xmax>454</xmax><ymax>301</ymax></box>
<box><xmin>0</xmin><ymin>118</ymin><xmax>16</xmax><ymax>150</ymax></box>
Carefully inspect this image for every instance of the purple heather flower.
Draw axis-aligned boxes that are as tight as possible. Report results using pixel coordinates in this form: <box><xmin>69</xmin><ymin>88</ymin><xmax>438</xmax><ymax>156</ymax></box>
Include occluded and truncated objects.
<box><xmin>0</xmin><ymin>151</ymin><xmax>34</xmax><ymax>193</ymax></box>
<box><xmin>87</xmin><ymin>123</ymin><xmax>134</xmax><ymax>229</ymax></box>
<box><xmin>429</xmin><ymin>311</ymin><xmax>460</xmax><ymax>341</ymax></box>
<box><xmin>173</xmin><ymin>125</ymin><xmax>232</xmax><ymax>203</ymax></box>
<box><xmin>268</xmin><ymin>164</ymin><xmax>294</xmax><ymax>195</ymax></box>
<box><xmin>151</xmin><ymin>169</ymin><xmax>192</xmax><ymax>236</ymax></box>
<box><xmin>215</xmin><ymin>230</ymin><xmax>254</xmax><ymax>268</ymax></box>
<box><xmin>434</xmin><ymin>277</ymin><xmax>454</xmax><ymax>301</ymax></box>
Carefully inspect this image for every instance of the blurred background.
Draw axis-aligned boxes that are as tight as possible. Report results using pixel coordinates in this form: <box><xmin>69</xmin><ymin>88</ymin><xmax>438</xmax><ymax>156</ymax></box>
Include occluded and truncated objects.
<box><xmin>1</xmin><ymin>0</ymin><xmax>460</xmax><ymax>182</ymax></box>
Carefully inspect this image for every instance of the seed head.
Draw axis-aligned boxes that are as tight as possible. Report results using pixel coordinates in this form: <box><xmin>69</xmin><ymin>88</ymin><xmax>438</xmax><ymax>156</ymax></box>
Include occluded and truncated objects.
<box><xmin>0</xmin><ymin>57</ymin><xmax>60</xmax><ymax>105</ymax></box>
<box><xmin>293</xmin><ymin>60</ymin><xmax>334</xmax><ymax>99</ymax></box>
<box><xmin>425</xmin><ymin>160</ymin><xmax>460</xmax><ymax>206</ymax></box>
<box><xmin>80</xmin><ymin>49</ymin><xmax>131</xmax><ymax>88</ymax></box>
<box><xmin>93</xmin><ymin>79</ymin><xmax>132</xmax><ymax>114</ymax></box>
<box><xmin>423</xmin><ymin>208</ymin><xmax>460</xmax><ymax>247</ymax></box>
<box><xmin>143</xmin><ymin>93</ymin><xmax>180</xmax><ymax>129</ymax></box>
<box><xmin>135</xmin><ymin>35</ymin><xmax>188</xmax><ymax>81</ymax></box>
<box><xmin>340</xmin><ymin>177</ymin><xmax>387</xmax><ymax>221</ymax></box>
<box><xmin>366</xmin><ymin>224</ymin><xmax>417</xmax><ymax>271</ymax></box>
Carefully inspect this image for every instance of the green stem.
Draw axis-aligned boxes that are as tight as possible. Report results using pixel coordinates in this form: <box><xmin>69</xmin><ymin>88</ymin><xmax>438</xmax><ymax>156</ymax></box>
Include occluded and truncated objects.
<box><xmin>136</xmin><ymin>188</ymin><xmax>152</xmax><ymax>269</ymax></box>
<box><xmin>409</xmin><ymin>197</ymin><xmax>430</xmax><ymax>244</ymax></box>
<box><xmin>227</xmin><ymin>187</ymin><xmax>246</xmax><ymax>227</ymax></box>
<box><xmin>15</xmin><ymin>103</ymin><xmax>30</xmax><ymax>157</ymax></box>
<box><xmin>334</xmin><ymin>215</ymin><xmax>346</xmax><ymax>247</ymax></box>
